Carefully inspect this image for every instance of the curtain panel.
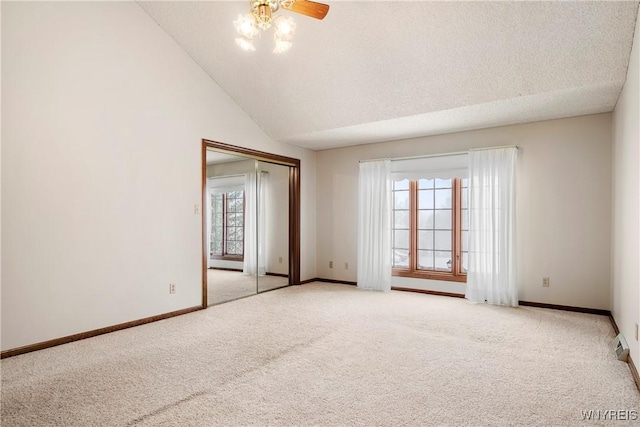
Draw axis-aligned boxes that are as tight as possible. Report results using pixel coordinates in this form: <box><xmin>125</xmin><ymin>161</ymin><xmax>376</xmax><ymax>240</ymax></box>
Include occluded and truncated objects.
<box><xmin>465</xmin><ymin>147</ymin><xmax>518</xmax><ymax>306</ymax></box>
<box><xmin>357</xmin><ymin>160</ymin><xmax>392</xmax><ymax>292</ymax></box>
<box><xmin>243</xmin><ymin>171</ymin><xmax>267</xmax><ymax>276</ymax></box>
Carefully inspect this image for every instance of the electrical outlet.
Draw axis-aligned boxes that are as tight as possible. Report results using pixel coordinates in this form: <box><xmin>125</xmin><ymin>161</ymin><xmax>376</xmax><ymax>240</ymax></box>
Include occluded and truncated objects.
<box><xmin>329</xmin><ymin>261</ymin><xmax>333</xmax><ymax>269</ymax></box>
<box><xmin>169</xmin><ymin>283</ymin><xmax>176</xmax><ymax>294</ymax></box>
<box><xmin>344</xmin><ymin>262</ymin><xmax>349</xmax><ymax>270</ymax></box>
<box><xmin>635</xmin><ymin>323</ymin><xmax>638</xmax><ymax>341</ymax></box>
<box><xmin>194</xmin><ymin>204</ymin><xmax>200</xmax><ymax>215</ymax></box>
<box><xmin>542</xmin><ymin>277</ymin><xmax>550</xmax><ymax>287</ymax></box>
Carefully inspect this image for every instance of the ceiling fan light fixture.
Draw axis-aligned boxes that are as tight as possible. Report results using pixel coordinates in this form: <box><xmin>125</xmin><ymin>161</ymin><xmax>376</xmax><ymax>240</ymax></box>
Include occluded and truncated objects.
<box><xmin>235</xmin><ymin>0</ymin><xmax>328</xmax><ymax>53</ymax></box>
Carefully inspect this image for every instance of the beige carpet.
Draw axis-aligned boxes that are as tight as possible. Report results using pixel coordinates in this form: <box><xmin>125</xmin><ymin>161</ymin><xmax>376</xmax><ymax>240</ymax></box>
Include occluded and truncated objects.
<box><xmin>207</xmin><ymin>269</ymin><xmax>289</xmax><ymax>305</ymax></box>
<box><xmin>1</xmin><ymin>283</ymin><xmax>638</xmax><ymax>426</ymax></box>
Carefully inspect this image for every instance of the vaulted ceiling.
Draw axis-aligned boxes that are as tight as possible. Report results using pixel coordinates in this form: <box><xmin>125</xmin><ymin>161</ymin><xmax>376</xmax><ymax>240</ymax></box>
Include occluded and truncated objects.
<box><xmin>138</xmin><ymin>1</ymin><xmax>639</xmax><ymax>150</ymax></box>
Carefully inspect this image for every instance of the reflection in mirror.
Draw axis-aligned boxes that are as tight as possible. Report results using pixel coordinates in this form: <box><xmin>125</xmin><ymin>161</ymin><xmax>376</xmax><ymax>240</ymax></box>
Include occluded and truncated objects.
<box><xmin>205</xmin><ymin>149</ymin><xmax>257</xmax><ymax>305</ymax></box>
<box><xmin>257</xmin><ymin>161</ymin><xmax>289</xmax><ymax>293</ymax></box>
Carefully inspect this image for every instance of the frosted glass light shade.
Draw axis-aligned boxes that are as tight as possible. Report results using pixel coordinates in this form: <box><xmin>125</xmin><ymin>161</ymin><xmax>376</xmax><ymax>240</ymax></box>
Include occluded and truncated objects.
<box><xmin>235</xmin><ymin>37</ymin><xmax>256</xmax><ymax>51</ymax></box>
<box><xmin>234</xmin><ymin>14</ymin><xmax>258</xmax><ymax>38</ymax></box>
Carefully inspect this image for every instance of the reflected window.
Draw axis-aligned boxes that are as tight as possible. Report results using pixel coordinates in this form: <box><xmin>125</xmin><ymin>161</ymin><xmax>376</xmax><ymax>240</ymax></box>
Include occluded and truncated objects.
<box><xmin>211</xmin><ymin>191</ymin><xmax>245</xmax><ymax>260</ymax></box>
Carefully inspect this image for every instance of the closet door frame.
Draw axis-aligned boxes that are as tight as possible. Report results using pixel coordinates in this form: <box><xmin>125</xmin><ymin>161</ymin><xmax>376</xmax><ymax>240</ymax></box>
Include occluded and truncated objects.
<box><xmin>201</xmin><ymin>140</ymin><xmax>301</xmax><ymax>308</ymax></box>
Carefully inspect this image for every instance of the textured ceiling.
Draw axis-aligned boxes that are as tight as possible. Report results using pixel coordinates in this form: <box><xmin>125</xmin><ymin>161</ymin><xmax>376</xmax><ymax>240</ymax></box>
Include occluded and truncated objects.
<box><xmin>138</xmin><ymin>1</ymin><xmax>639</xmax><ymax>150</ymax></box>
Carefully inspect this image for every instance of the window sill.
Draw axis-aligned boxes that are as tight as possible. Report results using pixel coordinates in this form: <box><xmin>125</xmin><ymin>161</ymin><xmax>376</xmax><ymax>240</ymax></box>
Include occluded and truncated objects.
<box><xmin>392</xmin><ymin>268</ymin><xmax>467</xmax><ymax>283</ymax></box>
<box><xmin>211</xmin><ymin>255</ymin><xmax>244</xmax><ymax>262</ymax></box>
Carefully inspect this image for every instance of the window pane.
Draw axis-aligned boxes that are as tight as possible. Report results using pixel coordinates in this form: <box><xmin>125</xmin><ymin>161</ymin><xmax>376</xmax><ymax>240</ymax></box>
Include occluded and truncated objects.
<box><xmin>418</xmin><ymin>179</ymin><xmax>434</xmax><ymax>189</ymax></box>
<box><xmin>231</xmin><ymin>242</ymin><xmax>242</xmax><ymax>255</ymax></box>
<box><xmin>394</xmin><ymin>230</ymin><xmax>409</xmax><ymax>249</ymax></box>
<box><xmin>435</xmin><ymin>178</ymin><xmax>452</xmax><ymax>189</ymax></box>
<box><xmin>434</xmin><ymin>230</ymin><xmax>452</xmax><ymax>250</ymax></box>
<box><xmin>393</xmin><ymin>179</ymin><xmax>409</xmax><ymax>191</ymax></box>
<box><xmin>462</xmin><ymin>209</ymin><xmax>469</xmax><ymax>230</ymax></box>
<box><xmin>236</xmin><ymin>227</ymin><xmax>244</xmax><ymax>242</ymax></box>
<box><xmin>462</xmin><ymin>178</ymin><xmax>469</xmax><ymax>187</ymax></box>
<box><xmin>236</xmin><ymin>241</ymin><xmax>244</xmax><ymax>255</ymax></box>
<box><xmin>394</xmin><ymin>249</ymin><xmax>409</xmax><ymax>268</ymax></box>
<box><xmin>394</xmin><ymin>210</ymin><xmax>409</xmax><ymax>229</ymax></box>
<box><xmin>418</xmin><ymin>250</ymin><xmax>434</xmax><ymax>270</ymax></box>
<box><xmin>462</xmin><ymin>230</ymin><xmax>468</xmax><ymax>252</ymax></box>
<box><xmin>237</xmin><ymin>192</ymin><xmax>245</xmax><ymax>212</ymax></box>
<box><xmin>226</xmin><ymin>242</ymin><xmax>236</xmax><ymax>254</ymax></box>
<box><xmin>435</xmin><ymin>189</ymin><xmax>452</xmax><ymax>208</ymax></box>
<box><xmin>435</xmin><ymin>251</ymin><xmax>452</xmax><ymax>271</ymax></box>
<box><xmin>227</xmin><ymin>227</ymin><xmax>236</xmax><ymax>241</ymax></box>
<box><xmin>461</xmin><ymin>187</ymin><xmax>468</xmax><ymax>209</ymax></box>
<box><xmin>418</xmin><ymin>210</ymin><xmax>434</xmax><ymax>229</ymax></box>
<box><xmin>212</xmin><ymin>226</ymin><xmax>221</xmax><ymax>238</ymax></box>
<box><xmin>434</xmin><ymin>210</ymin><xmax>452</xmax><ymax>229</ymax></box>
<box><xmin>214</xmin><ymin>241</ymin><xmax>223</xmax><ymax>254</ymax></box>
<box><xmin>462</xmin><ymin>252</ymin><xmax>468</xmax><ymax>273</ymax></box>
<box><xmin>418</xmin><ymin>230</ymin><xmax>433</xmax><ymax>250</ymax></box>
<box><xmin>418</xmin><ymin>190</ymin><xmax>434</xmax><ymax>209</ymax></box>
<box><xmin>394</xmin><ymin>191</ymin><xmax>409</xmax><ymax>209</ymax></box>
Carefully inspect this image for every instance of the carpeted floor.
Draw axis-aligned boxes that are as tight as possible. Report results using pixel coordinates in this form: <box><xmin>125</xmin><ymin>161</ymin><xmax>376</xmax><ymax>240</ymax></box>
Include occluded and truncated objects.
<box><xmin>208</xmin><ymin>269</ymin><xmax>289</xmax><ymax>305</ymax></box>
<box><xmin>1</xmin><ymin>283</ymin><xmax>638</xmax><ymax>426</ymax></box>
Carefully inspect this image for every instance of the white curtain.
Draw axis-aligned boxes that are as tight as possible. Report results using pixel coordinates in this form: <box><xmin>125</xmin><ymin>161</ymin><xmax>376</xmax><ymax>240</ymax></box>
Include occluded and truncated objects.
<box><xmin>357</xmin><ymin>160</ymin><xmax>392</xmax><ymax>292</ymax></box>
<box><xmin>243</xmin><ymin>171</ymin><xmax>267</xmax><ymax>276</ymax></box>
<box><xmin>465</xmin><ymin>147</ymin><xmax>518</xmax><ymax>306</ymax></box>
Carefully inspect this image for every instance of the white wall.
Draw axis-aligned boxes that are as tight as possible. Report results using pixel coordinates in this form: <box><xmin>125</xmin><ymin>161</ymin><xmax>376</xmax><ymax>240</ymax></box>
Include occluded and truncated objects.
<box><xmin>317</xmin><ymin>114</ymin><xmax>612</xmax><ymax>310</ymax></box>
<box><xmin>611</xmin><ymin>8</ymin><xmax>640</xmax><ymax>365</ymax></box>
<box><xmin>1</xmin><ymin>1</ymin><xmax>316</xmax><ymax>351</ymax></box>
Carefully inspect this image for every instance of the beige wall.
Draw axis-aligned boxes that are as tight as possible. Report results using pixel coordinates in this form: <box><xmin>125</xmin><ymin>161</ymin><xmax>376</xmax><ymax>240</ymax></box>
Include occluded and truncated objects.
<box><xmin>612</xmin><ymin>8</ymin><xmax>640</xmax><ymax>364</ymax></box>
<box><xmin>317</xmin><ymin>114</ymin><xmax>612</xmax><ymax>310</ymax></box>
<box><xmin>1</xmin><ymin>2</ymin><xmax>316</xmax><ymax>351</ymax></box>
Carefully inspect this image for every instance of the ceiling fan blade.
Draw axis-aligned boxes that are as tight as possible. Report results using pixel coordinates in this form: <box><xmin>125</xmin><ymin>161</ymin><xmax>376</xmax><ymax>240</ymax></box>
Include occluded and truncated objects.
<box><xmin>285</xmin><ymin>0</ymin><xmax>329</xmax><ymax>20</ymax></box>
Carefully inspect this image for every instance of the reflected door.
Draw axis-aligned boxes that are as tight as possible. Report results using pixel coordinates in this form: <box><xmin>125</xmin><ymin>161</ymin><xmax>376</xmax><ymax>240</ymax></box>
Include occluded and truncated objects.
<box><xmin>204</xmin><ymin>145</ymin><xmax>296</xmax><ymax>306</ymax></box>
<box><xmin>257</xmin><ymin>161</ymin><xmax>290</xmax><ymax>293</ymax></box>
<box><xmin>205</xmin><ymin>151</ymin><xmax>258</xmax><ymax>305</ymax></box>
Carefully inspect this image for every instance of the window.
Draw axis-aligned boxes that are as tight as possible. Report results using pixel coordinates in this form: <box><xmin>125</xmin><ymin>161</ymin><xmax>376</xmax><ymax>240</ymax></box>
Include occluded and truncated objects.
<box><xmin>210</xmin><ymin>190</ymin><xmax>245</xmax><ymax>260</ymax></box>
<box><xmin>392</xmin><ymin>177</ymin><xmax>468</xmax><ymax>282</ymax></box>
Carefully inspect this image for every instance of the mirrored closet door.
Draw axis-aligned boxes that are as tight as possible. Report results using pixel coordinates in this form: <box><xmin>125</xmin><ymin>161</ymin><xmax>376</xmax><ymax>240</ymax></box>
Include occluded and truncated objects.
<box><xmin>204</xmin><ymin>144</ymin><xmax>298</xmax><ymax>306</ymax></box>
<box><xmin>257</xmin><ymin>160</ymin><xmax>289</xmax><ymax>293</ymax></box>
<box><xmin>205</xmin><ymin>151</ymin><xmax>258</xmax><ymax>305</ymax></box>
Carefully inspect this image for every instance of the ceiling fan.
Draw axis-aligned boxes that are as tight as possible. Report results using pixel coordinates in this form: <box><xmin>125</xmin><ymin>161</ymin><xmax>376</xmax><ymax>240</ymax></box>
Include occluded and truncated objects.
<box><xmin>234</xmin><ymin>0</ymin><xmax>330</xmax><ymax>53</ymax></box>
